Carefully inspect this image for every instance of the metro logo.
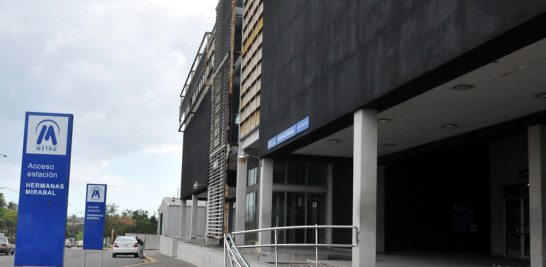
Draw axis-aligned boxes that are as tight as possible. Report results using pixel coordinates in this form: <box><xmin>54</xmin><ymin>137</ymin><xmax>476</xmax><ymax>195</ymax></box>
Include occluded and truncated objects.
<box><xmin>87</xmin><ymin>185</ymin><xmax>106</xmax><ymax>203</ymax></box>
<box><xmin>26</xmin><ymin>115</ymin><xmax>68</xmax><ymax>155</ymax></box>
<box><xmin>91</xmin><ymin>187</ymin><xmax>101</xmax><ymax>199</ymax></box>
<box><xmin>36</xmin><ymin>120</ymin><xmax>59</xmax><ymax>146</ymax></box>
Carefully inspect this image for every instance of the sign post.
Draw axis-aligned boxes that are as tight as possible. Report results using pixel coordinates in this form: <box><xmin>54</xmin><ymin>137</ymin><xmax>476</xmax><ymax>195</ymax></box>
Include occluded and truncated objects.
<box><xmin>15</xmin><ymin>112</ymin><xmax>74</xmax><ymax>267</ymax></box>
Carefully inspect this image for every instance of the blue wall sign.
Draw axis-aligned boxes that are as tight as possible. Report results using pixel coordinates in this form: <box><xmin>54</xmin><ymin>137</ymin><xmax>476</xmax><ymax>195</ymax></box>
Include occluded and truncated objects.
<box><xmin>277</xmin><ymin>125</ymin><xmax>297</xmax><ymax>144</ymax></box>
<box><xmin>268</xmin><ymin>116</ymin><xmax>310</xmax><ymax>150</ymax></box>
<box><xmin>267</xmin><ymin>137</ymin><xmax>277</xmax><ymax>150</ymax></box>
<box><xmin>15</xmin><ymin>112</ymin><xmax>73</xmax><ymax>267</ymax></box>
<box><xmin>296</xmin><ymin>117</ymin><xmax>310</xmax><ymax>134</ymax></box>
<box><xmin>83</xmin><ymin>184</ymin><xmax>107</xmax><ymax>250</ymax></box>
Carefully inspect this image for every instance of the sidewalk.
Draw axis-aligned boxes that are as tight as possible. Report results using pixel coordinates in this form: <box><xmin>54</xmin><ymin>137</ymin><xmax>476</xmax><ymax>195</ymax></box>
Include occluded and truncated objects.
<box><xmin>133</xmin><ymin>250</ymin><xmax>196</xmax><ymax>267</ymax></box>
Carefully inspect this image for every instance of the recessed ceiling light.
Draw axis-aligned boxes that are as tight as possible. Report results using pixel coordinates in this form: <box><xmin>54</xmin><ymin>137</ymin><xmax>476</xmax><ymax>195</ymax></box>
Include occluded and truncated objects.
<box><xmin>535</xmin><ymin>93</ymin><xmax>546</xmax><ymax>99</ymax></box>
<box><xmin>378</xmin><ymin>118</ymin><xmax>392</xmax><ymax>123</ymax></box>
<box><xmin>442</xmin><ymin>123</ymin><xmax>458</xmax><ymax>128</ymax></box>
<box><xmin>382</xmin><ymin>143</ymin><xmax>396</xmax><ymax>147</ymax></box>
<box><xmin>451</xmin><ymin>84</ymin><xmax>474</xmax><ymax>91</ymax></box>
<box><xmin>328</xmin><ymin>139</ymin><xmax>341</xmax><ymax>144</ymax></box>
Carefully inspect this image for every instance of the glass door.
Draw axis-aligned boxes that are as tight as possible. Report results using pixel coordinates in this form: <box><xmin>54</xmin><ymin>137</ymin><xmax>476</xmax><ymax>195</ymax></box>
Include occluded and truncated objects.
<box><xmin>272</xmin><ymin>192</ymin><xmax>326</xmax><ymax>244</ymax></box>
<box><xmin>504</xmin><ymin>185</ymin><xmax>530</xmax><ymax>259</ymax></box>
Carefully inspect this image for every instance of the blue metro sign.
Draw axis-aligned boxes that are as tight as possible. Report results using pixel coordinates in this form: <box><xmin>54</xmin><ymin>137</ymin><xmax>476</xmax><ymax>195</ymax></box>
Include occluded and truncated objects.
<box><xmin>83</xmin><ymin>184</ymin><xmax>107</xmax><ymax>250</ymax></box>
<box><xmin>15</xmin><ymin>112</ymin><xmax>74</xmax><ymax>267</ymax></box>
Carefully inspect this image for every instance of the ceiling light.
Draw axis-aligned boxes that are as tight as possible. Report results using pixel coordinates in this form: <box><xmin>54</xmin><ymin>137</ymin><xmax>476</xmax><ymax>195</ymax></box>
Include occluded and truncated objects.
<box><xmin>442</xmin><ymin>124</ymin><xmax>458</xmax><ymax>128</ymax></box>
<box><xmin>534</xmin><ymin>93</ymin><xmax>546</xmax><ymax>99</ymax></box>
<box><xmin>378</xmin><ymin>118</ymin><xmax>392</xmax><ymax>123</ymax></box>
<box><xmin>451</xmin><ymin>84</ymin><xmax>474</xmax><ymax>91</ymax></box>
<box><xmin>328</xmin><ymin>139</ymin><xmax>341</xmax><ymax>144</ymax></box>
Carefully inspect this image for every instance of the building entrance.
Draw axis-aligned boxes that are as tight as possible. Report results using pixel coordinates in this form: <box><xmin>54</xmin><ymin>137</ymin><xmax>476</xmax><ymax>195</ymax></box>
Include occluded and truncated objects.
<box><xmin>504</xmin><ymin>185</ymin><xmax>530</xmax><ymax>259</ymax></box>
<box><xmin>272</xmin><ymin>191</ymin><xmax>326</xmax><ymax>244</ymax></box>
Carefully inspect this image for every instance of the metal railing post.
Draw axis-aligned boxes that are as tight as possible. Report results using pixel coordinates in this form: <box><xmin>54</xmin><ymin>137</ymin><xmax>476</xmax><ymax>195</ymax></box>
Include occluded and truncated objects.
<box><xmin>274</xmin><ymin>228</ymin><xmax>278</xmax><ymax>267</ymax></box>
<box><xmin>315</xmin><ymin>224</ymin><xmax>318</xmax><ymax>267</ymax></box>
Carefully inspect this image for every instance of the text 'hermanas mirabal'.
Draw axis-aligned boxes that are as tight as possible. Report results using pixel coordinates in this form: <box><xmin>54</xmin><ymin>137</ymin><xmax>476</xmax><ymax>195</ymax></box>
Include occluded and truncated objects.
<box><xmin>25</xmin><ymin>183</ymin><xmax>64</xmax><ymax>195</ymax></box>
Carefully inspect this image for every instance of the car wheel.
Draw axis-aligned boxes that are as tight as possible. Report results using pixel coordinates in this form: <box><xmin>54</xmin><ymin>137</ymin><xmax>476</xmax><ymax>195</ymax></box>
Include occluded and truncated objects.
<box><xmin>112</xmin><ymin>253</ymin><xmax>116</xmax><ymax>258</ymax></box>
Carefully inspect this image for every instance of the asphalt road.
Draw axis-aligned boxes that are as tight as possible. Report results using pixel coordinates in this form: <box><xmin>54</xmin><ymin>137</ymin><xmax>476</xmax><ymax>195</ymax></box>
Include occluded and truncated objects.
<box><xmin>0</xmin><ymin>247</ymin><xmax>145</xmax><ymax>267</ymax></box>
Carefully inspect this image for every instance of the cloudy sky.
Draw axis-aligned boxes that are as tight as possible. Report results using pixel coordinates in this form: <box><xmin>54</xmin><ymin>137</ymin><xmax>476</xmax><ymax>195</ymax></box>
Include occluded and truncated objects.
<box><xmin>0</xmin><ymin>0</ymin><xmax>217</xmax><ymax>216</ymax></box>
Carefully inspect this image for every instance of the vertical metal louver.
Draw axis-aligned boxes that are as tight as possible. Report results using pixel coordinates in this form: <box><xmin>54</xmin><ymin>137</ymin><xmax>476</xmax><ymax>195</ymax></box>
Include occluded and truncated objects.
<box><xmin>206</xmin><ymin>0</ymin><xmax>232</xmax><ymax>240</ymax></box>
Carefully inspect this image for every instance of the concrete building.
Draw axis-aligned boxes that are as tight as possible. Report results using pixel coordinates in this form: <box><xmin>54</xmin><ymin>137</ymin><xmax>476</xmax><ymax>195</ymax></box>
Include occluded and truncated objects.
<box><xmin>234</xmin><ymin>1</ymin><xmax>546</xmax><ymax>267</ymax></box>
<box><xmin>181</xmin><ymin>1</ymin><xmax>546</xmax><ymax>266</ymax></box>
<box><xmin>179</xmin><ymin>0</ymin><xmax>243</xmax><ymax>242</ymax></box>
<box><xmin>157</xmin><ymin>197</ymin><xmax>182</xmax><ymax>237</ymax></box>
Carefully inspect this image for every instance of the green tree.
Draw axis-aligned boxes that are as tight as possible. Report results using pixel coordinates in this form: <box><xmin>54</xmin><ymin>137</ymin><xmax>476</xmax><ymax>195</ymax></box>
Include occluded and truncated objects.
<box><xmin>0</xmin><ymin>193</ymin><xmax>6</xmax><ymax>209</ymax></box>
<box><xmin>104</xmin><ymin>204</ymin><xmax>158</xmax><ymax>239</ymax></box>
<box><xmin>0</xmin><ymin>193</ymin><xmax>17</xmax><ymax>241</ymax></box>
<box><xmin>5</xmin><ymin>209</ymin><xmax>17</xmax><ymax>241</ymax></box>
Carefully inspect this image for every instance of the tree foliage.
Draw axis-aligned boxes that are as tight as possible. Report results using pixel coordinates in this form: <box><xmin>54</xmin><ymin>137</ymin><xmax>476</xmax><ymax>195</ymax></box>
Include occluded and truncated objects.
<box><xmin>104</xmin><ymin>203</ymin><xmax>157</xmax><ymax>239</ymax></box>
<box><xmin>0</xmin><ymin>193</ymin><xmax>18</xmax><ymax>241</ymax></box>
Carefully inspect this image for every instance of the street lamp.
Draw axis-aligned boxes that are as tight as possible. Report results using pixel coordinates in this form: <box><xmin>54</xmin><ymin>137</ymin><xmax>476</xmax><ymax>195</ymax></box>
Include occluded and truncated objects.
<box><xmin>238</xmin><ymin>153</ymin><xmax>261</xmax><ymax>166</ymax></box>
<box><xmin>193</xmin><ymin>181</ymin><xmax>204</xmax><ymax>190</ymax></box>
<box><xmin>0</xmin><ymin>187</ymin><xmax>19</xmax><ymax>193</ymax></box>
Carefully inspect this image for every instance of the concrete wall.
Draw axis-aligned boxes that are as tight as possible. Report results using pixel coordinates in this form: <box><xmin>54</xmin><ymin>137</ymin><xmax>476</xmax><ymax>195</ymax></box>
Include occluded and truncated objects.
<box><xmin>183</xmin><ymin>205</ymin><xmax>206</xmax><ymax>238</ymax></box>
<box><xmin>175</xmin><ymin>239</ymin><xmax>225</xmax><ymax>266</ymax></box>
<box><xmin>125</xmin><ymin>233</ymin><xmax>160</xmax><ymax>250</ymax></box>
<box><xmin>260</xmin><ymin>1</ymin><xmax>546</xmax><ymax>156</ymax></box>
<box><xmin>159</xmin><ymin>235</ymin><xmax>179</xmax><ymax>258</ymax></box>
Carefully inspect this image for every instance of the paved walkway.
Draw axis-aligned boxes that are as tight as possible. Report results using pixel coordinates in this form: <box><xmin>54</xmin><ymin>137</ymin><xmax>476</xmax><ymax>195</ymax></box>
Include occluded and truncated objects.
<box><xmin>128</xmin><ymin>250</ymin><xmax>196</xmax><ymax>267</ymax></box>
<box><xmin>131</xmin><ymin>248</ymin><xmax>530</xmax><ymax>267</ymax></box>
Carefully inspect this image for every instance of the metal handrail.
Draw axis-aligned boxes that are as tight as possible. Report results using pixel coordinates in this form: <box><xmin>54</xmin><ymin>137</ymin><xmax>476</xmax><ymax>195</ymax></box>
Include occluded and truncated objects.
<box><xmin>225</xmin><ymin>233</ymin><xmax>250</xmax><ymax>267</ymax></box>
<box><xmin>224</xmin><ymin>225</ymin><xmax>359</xmax><ymax>267</ymax></box>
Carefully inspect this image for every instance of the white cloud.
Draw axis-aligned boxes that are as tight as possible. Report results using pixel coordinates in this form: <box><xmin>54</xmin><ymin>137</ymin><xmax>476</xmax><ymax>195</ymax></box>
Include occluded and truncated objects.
<box><xmin>0</xmin><ymin>0</ymin><xmax>217</xmax><ymax>215</ymax></box>
<box><xmin>142</xmin><ymin>144</ymin><xmax>182</xmax><ymax>154</ymax></box>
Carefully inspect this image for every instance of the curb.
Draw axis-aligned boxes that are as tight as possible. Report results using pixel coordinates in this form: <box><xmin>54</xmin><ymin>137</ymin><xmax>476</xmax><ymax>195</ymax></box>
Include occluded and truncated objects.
<box><xmin>122</xmin><ymin>254</ymin><xmax>155</xmax><ymax>267</ymax></box>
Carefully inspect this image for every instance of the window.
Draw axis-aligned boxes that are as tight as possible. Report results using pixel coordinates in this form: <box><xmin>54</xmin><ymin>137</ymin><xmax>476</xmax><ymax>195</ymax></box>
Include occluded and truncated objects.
<box><xmin>274</xmin><ymin>160</ymin><xmax>327</xmax><ymax>186</ymax></box>
<box><xmin>247</xmin><ymin>156</ymin><xmax>260</xmax><ymax>186</ymax></box>
<box><xmin>245</xmin><ymin>191</ymin><xmax>259</xmax><ymax>244</ymax></box>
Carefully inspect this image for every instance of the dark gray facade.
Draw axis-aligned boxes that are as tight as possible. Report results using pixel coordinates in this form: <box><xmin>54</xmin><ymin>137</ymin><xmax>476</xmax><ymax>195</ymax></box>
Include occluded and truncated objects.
<box><xmin>181</xmin><ymin>90</ymin><xmax>211</xmax><ymax>199</ymax></box>
<box><xmin>260</xmin><ymin>0</ymin><xmax>546</xmax><ymax>156</ymax></box>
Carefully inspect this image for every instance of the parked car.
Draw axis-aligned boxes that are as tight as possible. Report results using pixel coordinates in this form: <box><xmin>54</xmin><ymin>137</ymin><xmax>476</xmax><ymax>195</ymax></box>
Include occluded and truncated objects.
<box><xmin>0</xmin><ymin>237</ymin><xmax>15</xmax><ymax>255</ymax></box>
<box><xmin>76</xmin><ymin>240</ymin><xmax>83</xmax><ymax>247</ymax></box>
<box><xmin>112</xmin><ymin>236</ymin><xmax>140</xmax><ymax>258</ymax></box>
<box><xmin>65</xmin><ymin>238</ymin><xmax>74</xmax><ymax>248</ymax></box>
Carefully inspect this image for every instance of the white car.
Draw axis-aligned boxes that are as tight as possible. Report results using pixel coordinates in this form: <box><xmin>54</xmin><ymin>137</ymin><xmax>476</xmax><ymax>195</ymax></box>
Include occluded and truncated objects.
<box><xmin>65</xmin><ymin>238</ymin><xmax>74</xmax><ymax>248</ymax></box>
<box><xmin>112</xmin><ymin>236</ymin><xmax>140</xmax><ymax>258</ymax></box>
<box><xmin>0</xmin><ymin>237</ymin><xmax>15</xmax><ymax>255</ymax></box>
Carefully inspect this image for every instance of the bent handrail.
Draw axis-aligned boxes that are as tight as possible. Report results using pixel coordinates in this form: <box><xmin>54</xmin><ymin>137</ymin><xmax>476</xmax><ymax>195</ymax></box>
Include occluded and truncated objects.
<box><xmin>224</xmin><ymin>225</ymin><xmax>359</xmax><ymax>267</ymax></box>
<box><xmin>224</xmin><ymin>233</ymin><xmax>250</xmax><ymax>267</ymax></box>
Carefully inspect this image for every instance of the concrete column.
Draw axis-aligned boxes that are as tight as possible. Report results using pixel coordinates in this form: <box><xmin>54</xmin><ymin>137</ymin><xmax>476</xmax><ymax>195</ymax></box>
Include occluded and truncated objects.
<box><xmin>326</xmin><ymin>164</ymin><xmax>333</xmax><ymax>246</ymax></box>
<box><xmin>353</xmin><ymin>109</ymin><xmax>378</xmax><ymax>267</ymax></box>
<box><xmin>258</xmin><ymin>158</ymin><xmax>274</xmax><ymax>246</ymax></box>
<box><xmin>190</xmin><ymin>194</ymin><xmax>198</xmax><ymax>239</ymax></box>
<box><xmin>235</xmin><ymin>149</ymin><xmax>248</xmax><ymax>245</ymax></box>
<box><xmin>377</xmin><ymin>165</ymin><xmax>385</xmax><ymax>253</ymax></box>
<box><xmin>180</xmin><ymin>199</ymin><xmax>187</xmax><ymax>237</ymax></box>
<box><xmin>529</xmin><ymin>125</ymin><xmax>546</xmax><ymax>267</ymax></box>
